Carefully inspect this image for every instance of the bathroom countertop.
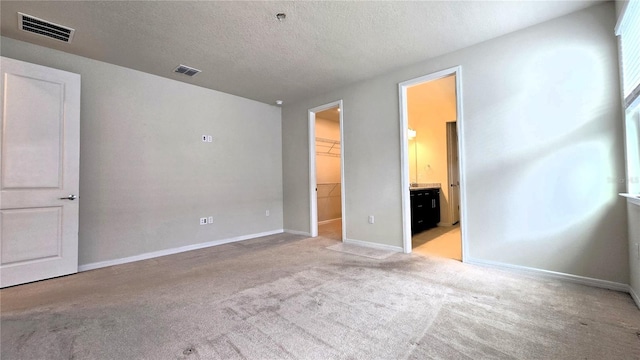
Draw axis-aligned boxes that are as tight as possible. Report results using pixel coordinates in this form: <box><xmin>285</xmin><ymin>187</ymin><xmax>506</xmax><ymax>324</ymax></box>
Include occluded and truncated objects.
<box><xmin>410</xmin><ymin>183</ymin><xmax>441</xmax><ymax>190</ymax></box>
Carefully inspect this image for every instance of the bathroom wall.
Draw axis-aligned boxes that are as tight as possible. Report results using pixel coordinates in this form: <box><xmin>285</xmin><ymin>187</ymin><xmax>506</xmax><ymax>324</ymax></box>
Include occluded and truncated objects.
<box><xmin>408</xmin><ymin>75</ymin><xmax>457</xmax><ymax>225</ymax></box>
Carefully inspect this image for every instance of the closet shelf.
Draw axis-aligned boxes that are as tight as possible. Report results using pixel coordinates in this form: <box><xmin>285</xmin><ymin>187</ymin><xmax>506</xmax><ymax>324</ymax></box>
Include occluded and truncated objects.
<box><xmin>316</xmin><ymin>137</ymin><xmax>341</xmax><ymax>158</ymax></box>
<box><xmin>317</xmin><ymin>182</ymin><xmax>341</xmax><ymax>198</ymax></box>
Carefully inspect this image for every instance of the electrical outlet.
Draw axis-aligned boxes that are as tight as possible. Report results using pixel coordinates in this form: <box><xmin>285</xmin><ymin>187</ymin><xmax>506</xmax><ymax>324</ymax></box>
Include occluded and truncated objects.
<box><xmin>199</xmin><ymin>217</ymin><xmax>207</xmax><ymax>225</ymax></box>
<box><xmin>208</xmin><ymin>216</ymin><xmax>214</xmax><ymax>224</ymax></box>
<box><xmin>265</xmin><ymin>210</ymin><xmax>270</xmax><ymax>217</ymax></box>
<box><xmin>368</xmin><ymin>215</ymin><xmax>374</xmax><ymax>224</ymax></box>
<box><xmin>207</xmin><ymin>135</ymin><xmax>213</xmax><ymax>142</ymax></box>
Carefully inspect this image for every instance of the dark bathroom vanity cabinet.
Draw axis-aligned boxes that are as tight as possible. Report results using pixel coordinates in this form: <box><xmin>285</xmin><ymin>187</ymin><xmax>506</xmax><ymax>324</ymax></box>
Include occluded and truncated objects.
<box><xmin>410</xmin><ymin>187</ymin><xmax>440</xmax><ymax>235</ymax></box>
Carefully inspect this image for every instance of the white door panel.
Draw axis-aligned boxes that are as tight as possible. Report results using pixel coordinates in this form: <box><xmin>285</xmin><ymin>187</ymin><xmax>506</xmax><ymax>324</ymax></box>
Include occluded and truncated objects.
<box><xmin>3</xmin><ymin>74</ymin><xmax>63</xmax><ymax>188</ymax></box>
<box><xmin>447</xmin><ymin>122</ymin><xmax>460</xmax><ymax>224</ymax></box>
<box><xmin>0</xmin><ymin>57</ymin><xmax>80</xmax><ymax>288</ymax></box>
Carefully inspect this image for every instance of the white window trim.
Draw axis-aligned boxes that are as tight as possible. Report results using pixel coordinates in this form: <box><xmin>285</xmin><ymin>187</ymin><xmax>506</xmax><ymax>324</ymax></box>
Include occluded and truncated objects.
<box><xmin>616</xmin><ymin>0</ymin><xmax>640</xmax><ymax>207</ymax></box>
<box><xmin>619</xmin><ymin>193</ymin><xmax>640</xmax><ymax>207</ymax></box>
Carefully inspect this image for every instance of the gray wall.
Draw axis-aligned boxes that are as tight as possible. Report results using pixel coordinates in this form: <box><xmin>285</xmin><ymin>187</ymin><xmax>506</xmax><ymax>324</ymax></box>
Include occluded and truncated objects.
<box><xmin>615</xmin><ymin>0</ymin><xmax>628</xmax><ymax>19</ymax></box>
<box><xmin>1</xmin><ymin>37</ymin><xmax>283</xmax><ymax>266</ymax></box>
<box><xmin>629</xmin><ymin>204</ymin><xmax>640</xmax><ymax>300</ymax></box>
<box><xmin>283</xmin><ymin>3</ymin><xmax>629</xmax><ymax>283</ymax></box>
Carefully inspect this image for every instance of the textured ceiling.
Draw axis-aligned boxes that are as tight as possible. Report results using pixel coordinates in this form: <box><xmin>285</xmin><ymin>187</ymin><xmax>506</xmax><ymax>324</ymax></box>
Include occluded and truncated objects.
<box><xmin>0</xmin><ymin>1</ymin><xmax>603</xmax><ymax>105</ymax></box>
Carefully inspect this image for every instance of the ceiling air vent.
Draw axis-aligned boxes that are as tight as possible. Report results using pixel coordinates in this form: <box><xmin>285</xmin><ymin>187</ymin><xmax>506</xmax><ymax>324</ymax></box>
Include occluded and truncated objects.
<box><xmin>174</xmin><ymin>64</ymin><xmax>201</xmax><ymax>77</ymax></box>
<box><xmin>18</xmin><ymin>12</ymin><xmax>75</xmax><ymax>43</ymax></box>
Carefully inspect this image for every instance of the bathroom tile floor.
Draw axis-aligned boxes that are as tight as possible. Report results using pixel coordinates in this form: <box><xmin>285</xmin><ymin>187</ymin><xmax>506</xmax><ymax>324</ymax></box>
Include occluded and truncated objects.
<box><xmin>413</xmin><ymin>224</ymin><xmax>462</xmax><ymax>261</ymax></box>
<box><xmin>319</xmin><ymin>220</ymin><xmax>461</xmax><ymax>261</ymax></box>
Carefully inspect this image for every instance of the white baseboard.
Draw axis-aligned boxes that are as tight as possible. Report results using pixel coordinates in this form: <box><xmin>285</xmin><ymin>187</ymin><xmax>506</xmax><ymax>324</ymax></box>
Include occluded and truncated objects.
<box><xmin>465</xmin><ymin>257</ymin><xmax>629</xmax><ymax>293</ymax></box>
<box><xmin>344</xmin><ymin>238</ymin><xmax>403</xmax><ymax>253</ymax></box>
<box><xmin>79</xmin><ymin>229</ymin><xmax>284</xmax><ymax>272</ymax></box>
<box><xmin>318</xmin><ymin>218</ymin><xmax>341</xmax><ymax>225</ymax></box>
<box><xmin>284</xmin><ymin>229</ymin><xmax>312</xmax><ymax>237</ymax></box>
<box><xmin>629</xmin><ymin>285</ymin><xmax>640</xmax><ymax>309</ymax></box>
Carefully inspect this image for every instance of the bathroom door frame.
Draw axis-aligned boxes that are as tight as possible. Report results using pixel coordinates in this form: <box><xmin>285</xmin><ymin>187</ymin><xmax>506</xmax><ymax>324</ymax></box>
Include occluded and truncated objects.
<box><xmin>308</xmin><ymin>100</ymin><xmax>345</xmax><ymax>240</ymax></box>
<box><xmin>398</xmin><ymin>66</ymin><xmax>468</xmax><ymax>260</ymax></box>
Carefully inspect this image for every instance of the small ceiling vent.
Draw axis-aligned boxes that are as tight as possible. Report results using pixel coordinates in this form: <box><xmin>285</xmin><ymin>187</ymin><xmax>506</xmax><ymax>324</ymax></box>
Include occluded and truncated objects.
<box><xmin>174</xmin><ymin>65</ymin><xmax>201</xmax><ymax>77</ymax></box>
<box><xmin>18</xmin><ymin>12</ymin><xmax>75</xmax><ymax>43</ymax></box>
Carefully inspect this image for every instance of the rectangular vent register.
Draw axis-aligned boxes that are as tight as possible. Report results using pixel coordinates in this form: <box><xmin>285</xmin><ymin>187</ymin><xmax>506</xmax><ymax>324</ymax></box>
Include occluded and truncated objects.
<box><xmin>19</xmin><ymin>12</ymin><xmax>75</xmax><ymax>43</ymax></box>
<box><xmin>174</xmin><ymin>64</ymin><xmax>201</xmax><ymax>77</ymax></box>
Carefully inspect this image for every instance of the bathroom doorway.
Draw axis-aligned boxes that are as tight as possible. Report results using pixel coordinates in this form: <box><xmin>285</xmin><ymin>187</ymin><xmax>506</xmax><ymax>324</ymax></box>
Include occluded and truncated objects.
<box><xmin>399</xmin><ymin>67</ymin><xmax>467</xmax><ymax>261</ymax></box>
<box><xmin>308</xmin><ymin>100</ymin><xmax>345</xmax><ymax>241</ymax></box>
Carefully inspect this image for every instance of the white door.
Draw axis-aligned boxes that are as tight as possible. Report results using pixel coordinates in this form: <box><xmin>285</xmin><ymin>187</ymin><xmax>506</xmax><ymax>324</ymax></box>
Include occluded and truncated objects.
<box><xmin>0</xmin><ymin>57</ymin><xmax>80</xmax><ymax>288</ymax></box>
<box><xmin>447</xmin><ymin>122</ymin><xmax>460</xmax><ymax>225</ymax></box>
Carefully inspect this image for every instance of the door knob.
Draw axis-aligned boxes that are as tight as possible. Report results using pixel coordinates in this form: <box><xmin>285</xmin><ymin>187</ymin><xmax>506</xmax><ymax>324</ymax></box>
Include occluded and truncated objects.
<box><xmin>59</xmin><ymin>194</ymin><xmax>77</xmax><ymax>200</ymax></box>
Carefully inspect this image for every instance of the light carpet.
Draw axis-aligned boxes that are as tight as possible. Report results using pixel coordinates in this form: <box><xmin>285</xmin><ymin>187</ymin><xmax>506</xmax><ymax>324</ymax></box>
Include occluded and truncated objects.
<box><xmin>1</xmin><ymin>233</ymin><xmax>639</xmax><ymax>359</ymax></box>
<box><xmin>325</xmin><ymin>242</ymin><xmax>396</xmax><ymax>259</ymax></box>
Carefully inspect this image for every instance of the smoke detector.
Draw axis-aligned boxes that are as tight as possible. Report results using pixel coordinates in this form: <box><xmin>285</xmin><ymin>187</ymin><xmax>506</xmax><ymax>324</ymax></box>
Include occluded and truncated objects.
<box><xmin>174</xmin><ymin>64</ymin><xmax>201</xmax><ymax>77</ymax></box>
<box><xmin>18</xmin><ymin>12</ymin><xmax>75</xmax><ymax>43</ymax></box>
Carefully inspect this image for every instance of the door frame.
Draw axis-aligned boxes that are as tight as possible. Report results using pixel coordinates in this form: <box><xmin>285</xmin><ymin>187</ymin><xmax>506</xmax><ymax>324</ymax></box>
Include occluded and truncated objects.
<box><xmin>308</xmin><ymin>100</ymin><xmax>345</xmax><ymax>240</ymax></box>
<box><xmin>398</xmin><ymin>66</ymin><xmax>468</xmax><ymax>260</ymax></box>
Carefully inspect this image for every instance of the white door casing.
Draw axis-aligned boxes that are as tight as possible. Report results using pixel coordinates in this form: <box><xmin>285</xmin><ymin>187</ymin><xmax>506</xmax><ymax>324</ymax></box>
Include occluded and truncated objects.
<box><xmin>0</xmin><ymin>57</ymin><xmax>80</xmax><ymax>288</ymax></box>
<box><xmin>308</xmin><ymin>100</ymin><xmax>345</xmax><ymax>240</ymax></box>
<box><xmin>399</xmin><ymin>66</ymin><xmax>467</xmax><ymax>259</ymax></box>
